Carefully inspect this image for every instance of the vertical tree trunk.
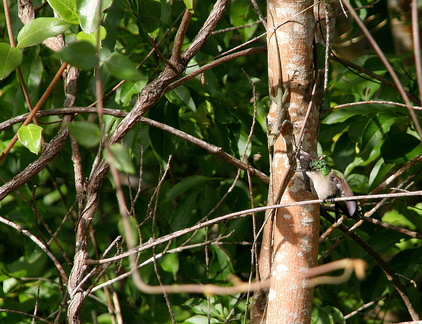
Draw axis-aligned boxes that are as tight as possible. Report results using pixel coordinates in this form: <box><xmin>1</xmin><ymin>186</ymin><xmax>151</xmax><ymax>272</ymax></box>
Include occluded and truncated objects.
<box><xmin>252</xmin><ymin>1</ymin><xmax>321</xmax><ymax>323</ymax></box>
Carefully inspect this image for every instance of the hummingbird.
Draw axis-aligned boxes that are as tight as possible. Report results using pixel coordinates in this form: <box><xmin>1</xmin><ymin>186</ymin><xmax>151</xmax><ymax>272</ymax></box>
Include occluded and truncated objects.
<box><xmin>303</xmin><ymin>154</ymin><xmax>362</xmax><ymax>219</ymax></box>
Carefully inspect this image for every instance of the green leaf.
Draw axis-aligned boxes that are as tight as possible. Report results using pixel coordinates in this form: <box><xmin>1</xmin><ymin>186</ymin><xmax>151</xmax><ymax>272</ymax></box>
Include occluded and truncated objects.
<box><xmin>360</xmin><ymin>114</ymin><xmax>396</xmax><ymax>160</ymax></box>
<box><xmin>17</xmin><ymin>124</ymin><xmax>43</xmax><ymax>154</ymax></box>
<box><xmin>56</xmin><ymin>41</ymin><xmax>97</xmax><ymax>70</ymax></box>
<box><xmin>368</xmin><ymin>158</ymin><xmax>394</xmax><ymax>189</ymax></box>
<box><xmin>173</xmin><ymin>86</ymin><xmax>196</xmax><ymax>111</ymax></box>
<box><xmin>183</xmin><ymin>0</ymin><xmax>197</xmax><ymax>12</ymax></box>
<box><xmin>104</xmin><ymin>52</ymin><xmax>144</xmax><ymax>81</ymax></box>
<box><xmin>105</xmin><ymin>143</ymin><xmax>135</xmax><ymax>174</ymax></box>
<box><xmin>3</xmin><ymin>278</ymin><xmax>19</xmax><ymax>294</ymax></box>
<box><xmin>137</xmin><ymin>0</ymin><xmax>162</xmax><ymax>35</ymax></box>
<box><xmin>17</xmin><ymin>18</ymin><xmax>71</xmax><ymax>48</ymax></box>
<box><xmin>76</xmin><ymin>0</ymin><xmax>113</xmax><ymax>34</ymax></box>
<box><xmin>211</xmin><ymin>246</ymin><xmax>234</xmax><ymax>278</ymax></box>
<box><xmin>68</xmin><ymin>121</ymin><xmax>101</xmax><ymax>148</ymax></box>
<box><xmin>166</xmin><ymin>175</ymin><xmax>211</xmax><ymax>200</ymax></box>
<box><xmin>311</xmin><ymin>307</ymin><xmax>334</xmax><ymax>324</ymax></box>
<box><xmin>47</xmin><ymin>0</ymin><xmax>79</xmax><ymax>24</ymax></box>
<box><xmin>381</xmin><ymin>133</ymin><xmax>420</xmax><ymax>162</ymax></box>
<box><xmin>148</xmin><ymin>102</ymin><xmax>179</xmax><ymax>163</ymax></box>
<box><xmin>116</xmin><ymin>79</ymin><xmax>147</xmax><ymax>106</ymax></box>
<box><xmin>118</xmin><ymin>216</ymin><xmax>139</xmax><ymax>246</ymax></box>
<box><xmin>183</xmin><ymin>315</ymin><xmax>220</xmax><ymax>324</ymax></box>
<box><xmin>0</xmin><ymin>43</ymin><xmax>23</xmax><ymax>80</ymax></box>
<box><xmin>333</xmin><ymin>132</ymin><xmax>356</xmax><ymax>172</ymax></box>
<box><xmin>321</xmin><ymin>306</ymin><xmax>345</xmax><ymax>324</ymax></box>
<box><xmin>77</xmin><ymin>26</ymin><xmax>107</xmax><ymax>47</ymax></box>
<box><xmin>160</xmin><ymin>253</ymin><xmax>179</xmax><ymax>280</ymax></box>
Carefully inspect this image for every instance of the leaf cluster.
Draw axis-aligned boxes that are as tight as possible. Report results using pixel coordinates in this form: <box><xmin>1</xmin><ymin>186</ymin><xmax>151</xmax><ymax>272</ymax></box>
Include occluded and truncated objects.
<box><xmin>0</xmin><ymin>0</ymin><xmax>420</xmax><ymax>323</ymax></box>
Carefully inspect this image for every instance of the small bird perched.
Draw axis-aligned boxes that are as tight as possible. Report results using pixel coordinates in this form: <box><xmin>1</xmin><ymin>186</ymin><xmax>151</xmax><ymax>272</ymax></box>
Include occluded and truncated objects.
<box><xmin>303</xmin><ymin>154</ymin><xmax>362</xmax><ymax>219</ymax></box>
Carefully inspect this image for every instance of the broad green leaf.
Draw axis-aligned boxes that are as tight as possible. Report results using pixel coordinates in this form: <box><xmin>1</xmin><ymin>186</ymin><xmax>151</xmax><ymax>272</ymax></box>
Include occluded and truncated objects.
<box><xmin>183</xmin><ymin>315</ymin><xmax>220</xmax><ymax>324</ymax></box>
<box><xmin>56</xmin><ymin>41</ymin><xmax>97</xmax><ymax>70</ymax></box>
<box><xmin>76</xmin><ymin>0</ymin><xmax>113</xmax><ymax>34</ymax></box>
<box><xmin>183</xmin><ymin>0</ymin><xmax>196</xmax><ymax>12</ymax></box>
<box><xmin>0</xmin><ymin>43</ymin><xmax>23</xmax><ymax>80</ymax></box>
<box><xmin>48</xmin><ymin>0</ymin><xmax>79</xmax><ymax>24</ymax></box>
<box><xmin>333</xmin><ymin>131</ymin><xmax>355</xmax><ymax>172</ymax></box>
<box><xmin>360</xmin><ymin>114</ymin><xmax>396</xmax><ymax>160</ymax></box>
<box><xmin>381</xmin><ymin>133</ymin><xmax>420</xmax><ymax>162</ymax></box>
<box><xmin>68</xmin><ymin>121</ymin><xmax>101</xmax><ymax>148</ymax></box>
<box><xmin>3</xmin><ymin>278</ymin><xmax>19</xmax><ymax>294</ymax></box>
<box><xmin>366</xmin><ymin>228</ymin><xmax>406</xmax><ymax>254</ymax></box>
<box><xmin>148</xmin><ymin>102</ymin><xmax>179</xmax><ymax>163</ymax></box>
<box><xmin>230</xmin><ymin>1</ymin><xmax>258</xmax><ymax>41</ymax></box>
<box><xmin>311</xmin><ymin>307</ymin><xmax>334</xmax><ymax>324</ymax></box>
<box><xmin>211</xmin><ymin>246</ymin><xmax>234</xmax><ymax>278</ymax></box>
<box><xmin>383</xmin><ymin>209</ymin><xmax>417</xmax><ymax>230</ymax></box>
<box><xmin>368</xmin><ymin>158</ymin><xmax>394</xmax><ymax>189</ymax></box>
<box><xmin>160</xmin><ymin>253</ymin><xmax>179</xmax><ymax>280</ymax></box>
<box><xmin>104</xmin><ymin>52</ymin><xmax>144</xmax><ymax>81</ymax></box>
<box><xmin>77</xmin><ymin>26</ymin><xmax>106</xmax><ymax>47</ymax></box>
<box><xmin>171</xmin><ymin>193</ymin><xmax>197</xmax><ymax>230</ymax></box>
<box><xmin>118</xmin><ymin>217</ymin><xmax>139</xmax><ymax>246</ymax></box>
<box><xmin>321</xmin><ymin>306</ymin><xmax>345</xmax><ymax>324</ymax></box>
<box><xmin>137</xmin><ymin>0</ymin><xmax>162</xmax><ymax>35</ymax></box>
<box><xmin>116</xmin><ymin>79</ymin><xmax>147</xmax><ymax>106</ymax></box>
<box><xmin>323</xmin><ymin>105</ymin><xmax>394</xmax><ymax>125</ymax></box>
<box><xmin>173</xmin><ymin>86</ymin><xmax>196</xmax><ymax>111</ymax></box>
<box><xmin>17</xmin><ymin>124</ymin><xmax>43</xmax><ymax>154</ymax></box>
<box><xmin>166</xmin><ymin>175</ymin><xmax>211</xmax><ymax>200</ymax></box>
<box><xmin>17</xmin><ymin>18</ymin><xmax>71</xmax><ymax>48</ymax></box>
<box><xmin>104</xmin><ymin>143</ymin><xmax>135</xmax><ymax>174</ymax></box>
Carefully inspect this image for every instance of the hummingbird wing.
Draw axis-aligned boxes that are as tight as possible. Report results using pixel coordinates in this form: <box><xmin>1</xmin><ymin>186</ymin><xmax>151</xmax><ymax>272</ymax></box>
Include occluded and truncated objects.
<box><xmin>336</xmin><ymin>176</ymin><xmax>360</xmax><ymax>217</ymax></box>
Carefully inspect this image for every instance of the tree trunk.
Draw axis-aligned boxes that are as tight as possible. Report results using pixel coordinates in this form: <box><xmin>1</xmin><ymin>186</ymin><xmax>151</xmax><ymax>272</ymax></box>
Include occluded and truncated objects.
<box><xmin>252</xmin><ymin>1</ymin><xmax>320</xmax><ymax>323</ymax></box>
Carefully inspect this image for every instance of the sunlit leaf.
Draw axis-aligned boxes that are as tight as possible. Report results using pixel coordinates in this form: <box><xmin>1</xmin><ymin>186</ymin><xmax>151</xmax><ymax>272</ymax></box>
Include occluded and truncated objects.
<box><xmin>360</xmin><ymin>114</ymin><xmax>396</xmax><ymax>160</ymax></box>
<box><xmin>77</xmin><ymin>26</ymin><xmax>107</xmax><ymax>47</ymax></box>
<box><xmin>48</xmin><ymin>0</ymin><xmax>79</xmax><ymax>24</ymax></box>
<box><xmin>173</xmin><ymin>86</ymin><xmax>196</xmax><ymax>111</ymax></box>
<box><xmin>160</xmin><ymin>253</ymin><xmax>179</xmax><ymax>280</ymax></box>
<box><xmin>116</xmin><ymin>79</ymin><xmax>147</xmax><ymax>106</ymax></box>
<box><xmin>0</xmin><ymin>43</ymin><xmax>23</xmax><ymax>80</ymax></box>
<box><xmin>76</xmin><ymin>0</ymin><xmax>113</xmax><ymax>34</ymax></box>
<box><xmin>17</xmin><ymin>18</ymin><xmax>71</xmax><ymax>48</ymax></box>
<box><xmin>17</xmin><ymin>124</ymin><xmax>43</xmax><ymax>154</ymax></box>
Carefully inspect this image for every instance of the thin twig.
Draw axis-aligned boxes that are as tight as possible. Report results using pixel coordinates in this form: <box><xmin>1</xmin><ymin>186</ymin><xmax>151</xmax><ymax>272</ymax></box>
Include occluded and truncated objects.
<box><xmin>341</xmin><ymin>0</ymin><xmax>422</xmax><ymax>140</ymax></box>
<box><xmin>0</xmin><ymin>62</ymin><xmax>68</xmax><ymax>163</ymax></box>
<box><xmin>0</xmin><ymin>216</ymin><xmax>68</xmax><ymax>282</ymax></box>
<box><xmin>0</xmin><ymin>107</ymin><xmax>269</xmax><ymax>184</ymax></box>
<box><xmin>321</xmin><ymin>213</ymin><xmax>420</xmax><ymax>321</ymax></box>
<box><xmin>89</xmin><ymin>190</ymin><xmax>422</xmax><ymax>266</ymax></box>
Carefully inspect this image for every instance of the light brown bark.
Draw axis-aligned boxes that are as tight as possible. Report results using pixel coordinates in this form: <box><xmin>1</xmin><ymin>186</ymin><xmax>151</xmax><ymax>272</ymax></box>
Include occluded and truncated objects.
<box><xmin>252</xmin><ymin>0</ymin><xmax>320</xmax><ymax>323</ymax></box>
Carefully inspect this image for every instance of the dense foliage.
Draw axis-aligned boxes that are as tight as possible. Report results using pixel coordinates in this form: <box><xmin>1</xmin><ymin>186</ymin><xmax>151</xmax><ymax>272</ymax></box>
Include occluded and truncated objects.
<box><xmin>0</xmin><ymin>0</ymin><xmax>421</xmax><ymax>323</ymax></box>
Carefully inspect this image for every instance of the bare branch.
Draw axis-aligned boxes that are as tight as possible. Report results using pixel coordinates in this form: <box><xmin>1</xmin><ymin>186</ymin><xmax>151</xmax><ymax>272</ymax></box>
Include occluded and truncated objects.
<box><xmin>0</xmin><ymin>107</ymin><xmax>269</xmax><ymax>184</ymax></box>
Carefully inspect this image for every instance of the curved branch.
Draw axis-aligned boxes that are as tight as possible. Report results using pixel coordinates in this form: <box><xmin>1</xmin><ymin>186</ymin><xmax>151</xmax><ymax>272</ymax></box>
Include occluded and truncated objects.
<box><xmin>0</xmin><ymin>108</ymin><xmax>269</xmax><ymax>184</ymax></box>
<box><xmin>0</xmin><ymin>118</ymin><xmax>71</xmax><ymax>201</ymax></box>
<box><xmin>0</xmin><ymin>215</ymin><xmax>68</xmax><ymax>283</ymax></box>
<box><xmin>166</xmin><ymin>46</ymin><xmax>266</xmax><ymax>92</ymax></box>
